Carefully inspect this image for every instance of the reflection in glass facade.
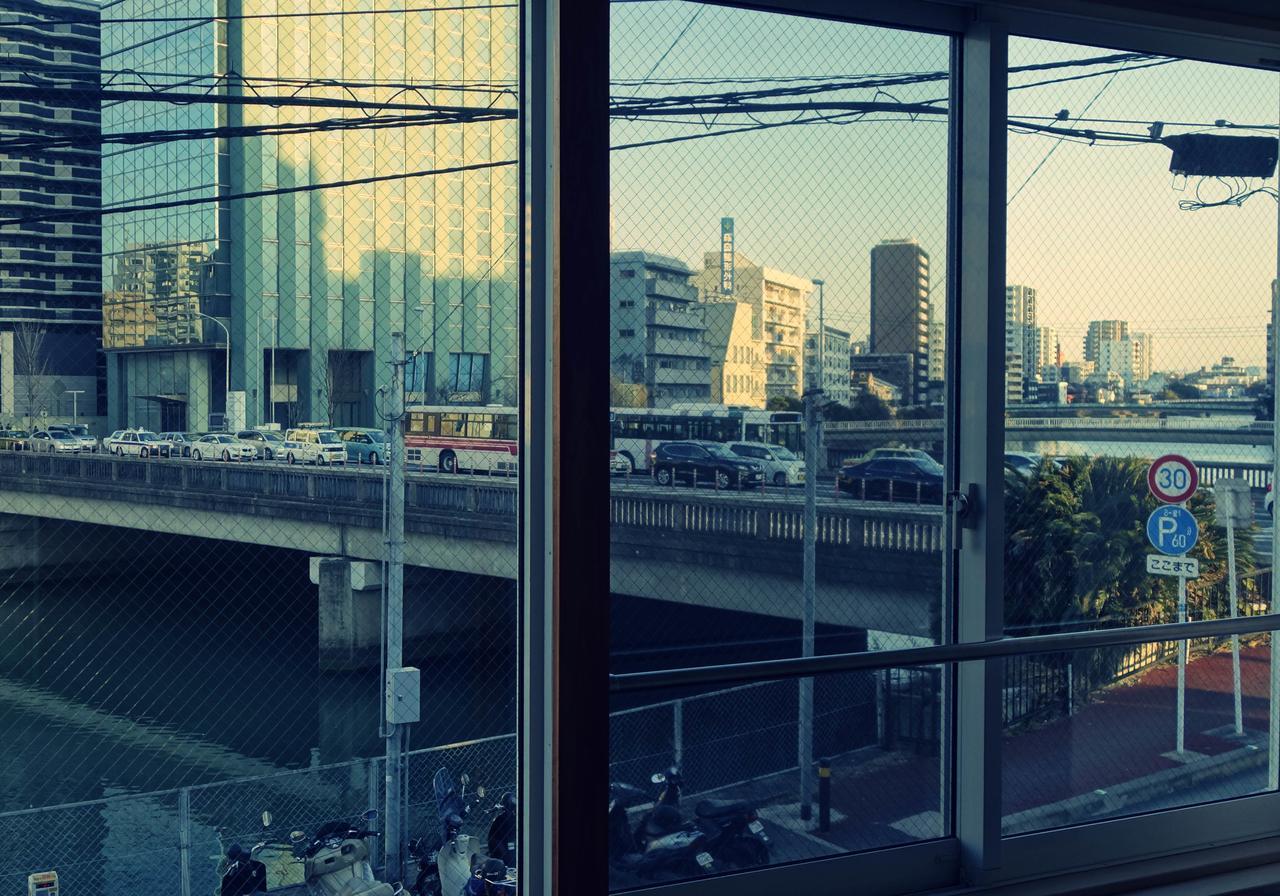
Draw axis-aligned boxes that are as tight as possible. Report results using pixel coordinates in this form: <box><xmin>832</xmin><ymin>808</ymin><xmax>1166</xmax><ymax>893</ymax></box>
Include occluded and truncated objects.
<box><xmin>0</xmin><ymin>0</ymin><xmax>102</xmax><ymax>423</ymax></box>
<box><xmin>103</xmin><ymin>0</ymin><xmax>518</xmax><ymax>432</ymax></box>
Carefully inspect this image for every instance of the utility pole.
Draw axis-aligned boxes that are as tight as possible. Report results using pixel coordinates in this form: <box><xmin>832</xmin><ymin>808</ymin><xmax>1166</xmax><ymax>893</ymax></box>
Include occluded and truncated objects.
<box><xmin>799</xmin><ymin>277</ymin><xmax>824</xmax><ymax>823</ymax></box>
<box><xmin>64</xmin><ymin>390</ymin><xmax>83</xmax><ymax>424</ymax></box>
<box><xmin>384</xmin><ymin>331</ymin><xmax>409</xmax><ymax>878</ymax></box>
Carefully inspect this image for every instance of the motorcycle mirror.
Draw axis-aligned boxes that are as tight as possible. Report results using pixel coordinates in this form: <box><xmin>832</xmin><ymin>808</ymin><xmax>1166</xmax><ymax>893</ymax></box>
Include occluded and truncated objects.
<box><xmin>261</xmin><ymin>811</ymin><xmax>273</xmax><ymax>828</ymax></box>
<box><xmin>363</xmin><ymin>808</ymin><xmax>380</xmax><ymax>825</ymax></box>
<box><xmin>290</xmin><ymin>831</ymin><xmax>306</xmax><ymax>843</ymax></box>
<box><xmin>650</xmin><ymin>772</ymin><xmax>666</xmax><ymax>784</ymax></box>
<box><xmin>460</xmin><ymin>772</ymin><xmax>471</xmax><ymax>787</ymax></box>
<box><xmin>476</xmin><ymin>785</ymin><xmax>486</xmax><ymax>799</ymax></box>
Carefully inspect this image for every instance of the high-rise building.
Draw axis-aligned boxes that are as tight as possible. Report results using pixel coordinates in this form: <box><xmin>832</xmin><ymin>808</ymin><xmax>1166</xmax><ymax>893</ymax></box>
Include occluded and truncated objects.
<box><xmin>1028</xmin><ymin>326</ymin><xmax>1059</xmax><ymax>384</ymax></box>
<box><xmin>0</xmin><ymin>0</ymin><xmax>101</xmax><ymax>424</ymax></box>
<box><xmin>1269</xmin><ymin>281</ymin><xmax>1276</xmax><ymax>398</ymax></box>
<box><xmin>102</xmin><ymin>0</ymin><xmax>519</xmax><ymax>431</ymax></box>
<box><xmin>704</xmin><ymin>302</ymin><xmax>765</xmax><ymax>407</ymax></box>
<box><xmin>1085</xmin><ymin>320</ymin><xmax>1129</xmax><ymax>365</ymax></box>
<box><xmin>928</xmin><ymin>319</ymin><xmax>945</xmax><ymax>386</ymax></box>
<box><xmin>610</xmin><ymin>252</ymin><xmax>711</xmax><ymax>408</ymax></box>
<box><xmin>869</xmin><ymin>239</ymin><xmax>930</xmax><ymax>404</ymax></box>
<box><xmin>1005</xmin><ymin>285</ymin><xmax>1037</xmax><ymax>403</ymax></box>
<box><xmin>804</xmin><ymin>324</ymin><xmax>852</xmax><ymax>407</ymax></box>
<box><xmin>1131</xmin><ymin>332</ymin><xmax>1153</xmax><ymax>383</ymax></box>
<box><xmin>694</xmin><ymin>251</ymin><xmax>811</xmax><ymax>402</ymax></box>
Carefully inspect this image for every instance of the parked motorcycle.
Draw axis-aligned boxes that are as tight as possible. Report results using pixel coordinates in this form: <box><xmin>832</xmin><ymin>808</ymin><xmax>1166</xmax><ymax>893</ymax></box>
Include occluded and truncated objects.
<box><xmin>225</xmin><ymin>809</ymin><xmax>403</xmax><ymax>896</ymax></box>
<box><xmin>409</xmin><ymin>769</ymin><xmax>516</xmax><ymax>896</ymax></box>
<box><xmin>608</xmin><ymin>780</ymin><xmax>715</xmax><ymax>882</ymax></box>
<box><xmin>636</xmin><ymin>768</ymin><xmax>770</xmax><ymax>870</ymax></box>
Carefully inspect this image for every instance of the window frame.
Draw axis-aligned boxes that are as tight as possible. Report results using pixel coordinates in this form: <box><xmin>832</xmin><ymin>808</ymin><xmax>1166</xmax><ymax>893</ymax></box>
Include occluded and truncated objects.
<box><xmin>535</xmin><ymin>0</ymin><xmax>1280</xmax><ymax>894</ymax></box>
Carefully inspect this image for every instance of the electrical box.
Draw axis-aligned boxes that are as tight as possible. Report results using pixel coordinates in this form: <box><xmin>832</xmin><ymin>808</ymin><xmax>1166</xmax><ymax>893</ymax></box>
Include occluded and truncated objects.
<box><xmin>28</xmin><ymin>871</ymin><xmax>58</xmax><ymax>896</ymax></box>
<box><xmin>386</xmin><ymin>666</ymin><xmax>421</xmax><ymax>725</ymax></box>
<box><xmin>1163</xmin><ymin>134</ymin><xmax>1278</xmax><ymax>178</ymax></box>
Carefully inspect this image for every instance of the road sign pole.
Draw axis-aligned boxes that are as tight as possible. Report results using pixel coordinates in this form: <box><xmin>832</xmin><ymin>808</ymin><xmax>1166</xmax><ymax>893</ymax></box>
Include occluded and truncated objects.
<box><xmin>1177</xmin><ymin>564</ymin><xmax>1187</xmax><ymax>755</ymax></box>
<box><xmin>1227</xmin><ymin>520</ymin><xmax>1243</xmax><ymax>736</ymax></box>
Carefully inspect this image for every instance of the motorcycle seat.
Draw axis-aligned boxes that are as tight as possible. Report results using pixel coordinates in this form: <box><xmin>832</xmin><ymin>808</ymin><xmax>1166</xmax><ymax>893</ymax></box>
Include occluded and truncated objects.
<box><xmin>643</xmin><ymin>805</ymin><xmax>685</xmax><ymax>838</ymax></box>
<box><xmin>337</xmin><ymin>881</ymin><xmax>396</xmax><ymax>896</ymax></box>
<box><xmin>694</xmin><ymin>799</ymin><xmax>751</xmax><ymax>819</ymax></box>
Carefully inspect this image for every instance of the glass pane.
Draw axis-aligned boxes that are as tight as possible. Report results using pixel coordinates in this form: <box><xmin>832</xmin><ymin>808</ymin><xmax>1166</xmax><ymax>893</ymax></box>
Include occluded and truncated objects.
<box><xmin>609</xmin><ymin>1</ymin><xmax>952</xmax><ymax>884</ymax></box>
<box><xmin>2</xmin><ymin>0</ymin><xmax>521</xmax><ymax>891</ymax></box>
<box><xmin>1002</xmin><ymin>36</ymin><xmax>1280</xmax><ymax>832</ymax></box>
<box><xmin>611</xmin><ymin>666</ymin><xmax>944</xmax><ymax>887</ymax></box>
<box><xmin>1003</xmin><ymin>635</ymin><xmax>1272</xmax><ymax>834</ymax></box>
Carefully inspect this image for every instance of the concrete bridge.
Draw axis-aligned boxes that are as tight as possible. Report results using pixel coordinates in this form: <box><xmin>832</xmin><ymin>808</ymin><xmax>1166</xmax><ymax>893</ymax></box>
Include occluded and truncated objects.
<box><xmin>0</xmin><ymin>453</ymin><xmax>943</xmax><ymax>667</ymax></box>
<box><xmin>824</xmin><ymin>415</ymin><xmax>1275</xmax><ymax>465</ymax></box>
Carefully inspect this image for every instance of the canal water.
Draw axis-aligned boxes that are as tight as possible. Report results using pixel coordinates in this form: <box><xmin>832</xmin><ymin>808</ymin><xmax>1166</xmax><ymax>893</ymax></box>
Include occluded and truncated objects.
<box><xmin>0</xmin><ymin>537</ymin><xmax>517</xmax><ymax>813</ymax></box>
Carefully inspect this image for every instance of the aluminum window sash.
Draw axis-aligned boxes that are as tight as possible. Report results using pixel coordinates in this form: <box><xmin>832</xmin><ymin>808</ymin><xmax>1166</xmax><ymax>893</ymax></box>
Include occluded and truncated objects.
<box><xmin>978</xmin><ymin>1</ymin><xmax>1280</xmax><ymax>70</ymax></box>
<box><xmin>697</xmin><ymin>0</ymin><xmax>969</xmax><ymax>35</ymax></box>
<box><xmin>613</xmin><ymin>838</ymin><xmax>960</xmax><ymax>896</ymax></box>
<box><xmin>610</xmin><ymin>612</ymin><xmax>1280</xmax><ymax>692</ymax></box>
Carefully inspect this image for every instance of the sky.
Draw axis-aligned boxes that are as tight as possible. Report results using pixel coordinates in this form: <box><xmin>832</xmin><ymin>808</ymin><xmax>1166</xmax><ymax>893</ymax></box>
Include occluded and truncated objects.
<box><xmin>608</xmin><ymin>3</ymin><xmax>1280</xmax><ymax>373</ymax></box>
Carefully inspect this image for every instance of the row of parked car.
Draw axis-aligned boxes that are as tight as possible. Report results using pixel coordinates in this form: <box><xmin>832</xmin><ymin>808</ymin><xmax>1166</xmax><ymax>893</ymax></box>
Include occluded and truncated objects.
<box><xmin>0</xmin><ymin>424</ymin><xmax>389</xmax><ymax>466</ymax></box>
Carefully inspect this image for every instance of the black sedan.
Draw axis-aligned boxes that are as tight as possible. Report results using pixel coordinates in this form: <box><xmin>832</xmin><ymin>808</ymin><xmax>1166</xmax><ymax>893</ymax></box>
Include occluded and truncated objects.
<box><xmin>650</xmin><ymin>440</ymin><xmax>764</xmax><ymax>490</ymax></box>
<box><xmin>836</xmin><ymin>457</ymin><xmax>944</xmax><ymax>503</ymax></box>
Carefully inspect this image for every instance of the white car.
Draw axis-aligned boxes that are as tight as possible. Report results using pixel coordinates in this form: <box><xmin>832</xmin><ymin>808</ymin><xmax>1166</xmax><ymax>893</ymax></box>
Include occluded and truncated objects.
<box><xmin>728</xmin><ymin>441</ymin><xmax>805</xmax><ymax>487</ymax></box>
<box><xmin>282</xmin><ymin>428</ymin><xmax>348</xmax><ymax>465</ymax></box>
<box><xmin>190</xmin><ymin>433</ymin><xmax>256</xmax><ymax>462</ymax></box>
<box><xmin>50</xmin><ymin>424</ymin><xmax>98</xmax><ymax>452</ymax></box>
<box><xmin>109</xmin><ymin>430</ymin><xmax>171</xmax><ymax>458</ymax></box>
<box><xmin>29</xmin><ymin>429</ymin><xmax>81</xmax><ymax>453</ymax></box>
<box><xmin>610</xmin><ymin>450</ymin><xmax>632</xmax><ymax>475</ymax></box>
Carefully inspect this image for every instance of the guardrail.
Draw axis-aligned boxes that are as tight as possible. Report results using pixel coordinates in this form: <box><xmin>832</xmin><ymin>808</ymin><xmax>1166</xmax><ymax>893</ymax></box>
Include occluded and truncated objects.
<box><xmin>826</xmin><ymin>416</ymin><xmax>1268</xmax><ymax>433</ymax></box>
<box><xmin>0</xmin><ymin>452</ymin><xmax>519</xmax><ymax>518</ymax></box>
<box><xmin>611</xmin><ymin>490</ymin><xmax>942</xmax><ymax>552</ymax></box>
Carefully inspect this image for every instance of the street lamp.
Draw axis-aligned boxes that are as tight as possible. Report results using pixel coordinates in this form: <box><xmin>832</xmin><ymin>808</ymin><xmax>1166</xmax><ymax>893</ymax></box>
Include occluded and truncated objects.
<box><xmin>184</xmin><ymin>310</ymin><xmax>230</xmax><ymax>431</ymax></box>
<box><xmin>799</xmin><ymin>276</ymin><xmax>825</xmax><ymax>823</ymax></box>
<box><xmin>64</xmin><ymin>390</ymin><xmax>84</xmax><ymax>425</ymax></box>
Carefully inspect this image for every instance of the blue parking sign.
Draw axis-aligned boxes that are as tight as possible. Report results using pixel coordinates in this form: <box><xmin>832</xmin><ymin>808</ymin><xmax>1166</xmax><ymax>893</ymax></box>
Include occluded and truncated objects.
<box><xmin>1146</xmin><ymin>505</ymin><xmax>1198</xmax><ymax>556</ymax></box>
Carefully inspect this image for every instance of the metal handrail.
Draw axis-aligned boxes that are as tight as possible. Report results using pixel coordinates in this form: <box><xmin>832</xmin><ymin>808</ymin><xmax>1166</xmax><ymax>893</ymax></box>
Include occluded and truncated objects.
<box><xmin>609</xmin><ymin>612</ymin><xmax>1280</xmax><ymax>693</ymax></box>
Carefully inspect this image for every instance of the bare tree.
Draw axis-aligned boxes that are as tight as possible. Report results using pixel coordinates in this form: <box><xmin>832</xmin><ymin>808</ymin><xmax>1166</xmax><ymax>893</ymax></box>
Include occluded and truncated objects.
<box><xmin>13</xmin><ymin>322</ymin><xmax>49</xmax><ymax>425</ymax></box>
<box><xmin>325</xmin><ymin>350</ymin><xmax>363</xmax><ymax>425</ymax></box>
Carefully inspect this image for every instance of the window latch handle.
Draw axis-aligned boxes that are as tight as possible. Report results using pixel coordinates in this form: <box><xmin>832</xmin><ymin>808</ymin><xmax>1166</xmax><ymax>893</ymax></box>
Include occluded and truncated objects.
<box><xmin>946</xmin><ymin>484</ymin><xmax>979</xmax><ymax>548</ymax></box>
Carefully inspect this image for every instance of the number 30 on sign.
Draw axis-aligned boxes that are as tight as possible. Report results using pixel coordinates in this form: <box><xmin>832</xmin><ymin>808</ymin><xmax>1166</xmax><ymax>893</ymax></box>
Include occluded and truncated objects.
<box><xmin>1147</xmin><ymin>454</ymin><xmax>1198</xmax><ymax>504</ymax></box>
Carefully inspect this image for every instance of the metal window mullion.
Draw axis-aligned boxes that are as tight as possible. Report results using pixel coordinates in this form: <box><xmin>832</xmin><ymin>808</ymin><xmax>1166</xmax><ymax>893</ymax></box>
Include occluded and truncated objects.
<box><xmin>520</xmin><ymin>0</ymin><xmax>612</xmax><ymax>892</ymax></box>
<box><xmin>954</xmin><ymin>20</ymin><xmax>1008</xmax><ymax>885</ymax></box>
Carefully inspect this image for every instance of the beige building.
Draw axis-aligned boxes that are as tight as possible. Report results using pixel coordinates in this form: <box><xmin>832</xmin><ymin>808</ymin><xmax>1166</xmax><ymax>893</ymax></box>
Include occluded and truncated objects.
<box><xmin>703</xmin><ymin>302</ymin><xmax>765</xmax><ymax>407</ymax></box>
<box><xmin>695</xmin><ymin>252</ymin><xmax>811</xmax><ymax>402</ymax></box>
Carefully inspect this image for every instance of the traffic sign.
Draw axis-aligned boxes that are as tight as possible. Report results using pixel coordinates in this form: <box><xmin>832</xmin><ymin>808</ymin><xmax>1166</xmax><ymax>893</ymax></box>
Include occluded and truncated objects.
<box><xmin>1146</xmin><ymin>505</ymin><xmax>1199</xmax><ymax>556</ymax></box>
<box><xmin>1147</xmin><ymin>454</ymin><xmax>1198</xmax><ymax>503</ymax></box>
<box><xmin>1146</xmin><ymin>554</ymin><xmax>1200</xmax><ymax>578</ymax></box>
<box><xmin>1213</xmin><ymin>477</ymin><xmax>1252</xmax><ymax>527</ymax></box>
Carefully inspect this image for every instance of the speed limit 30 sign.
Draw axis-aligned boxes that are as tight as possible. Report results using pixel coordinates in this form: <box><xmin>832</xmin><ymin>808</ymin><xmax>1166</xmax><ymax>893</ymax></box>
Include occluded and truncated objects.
<box><xmin>1148</xmin><ymin>454</ymin><xmax>1198</xmax><ymax>504</ymax></box>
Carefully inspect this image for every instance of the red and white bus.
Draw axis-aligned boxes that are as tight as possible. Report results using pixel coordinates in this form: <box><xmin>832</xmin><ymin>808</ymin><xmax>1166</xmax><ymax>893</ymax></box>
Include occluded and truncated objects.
<box><xmin>405</xmin><ymin>405</ymin><xmax>518</xmax><ymax>474</ymax></box>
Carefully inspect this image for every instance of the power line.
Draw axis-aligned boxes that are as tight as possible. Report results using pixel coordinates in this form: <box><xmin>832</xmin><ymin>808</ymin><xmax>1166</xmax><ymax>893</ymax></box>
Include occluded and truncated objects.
<box><xmin>0</xmin><ymin>159</ymin><xmax>515</xmax><ymax>228</ymax></box>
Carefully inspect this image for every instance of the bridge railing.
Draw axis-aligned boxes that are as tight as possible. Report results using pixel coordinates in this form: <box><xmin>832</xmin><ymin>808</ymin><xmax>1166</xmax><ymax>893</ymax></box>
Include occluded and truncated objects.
<box><xmin>0</xmin><ymin>452</ymin><xmax>520</xmax><ymax>519</ymax></box>
<box><xmin>610</xmin><ymin>489</ymin><xmax>943</xmax><ymax>553</ymax></box>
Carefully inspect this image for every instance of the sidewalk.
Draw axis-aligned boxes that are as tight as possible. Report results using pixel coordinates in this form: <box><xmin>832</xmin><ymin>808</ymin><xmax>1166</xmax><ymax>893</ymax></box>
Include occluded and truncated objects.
<box><xmin>743</xmin><ymin>642</ymin><xmax>1274</xmax><ymax>863</ymax></box>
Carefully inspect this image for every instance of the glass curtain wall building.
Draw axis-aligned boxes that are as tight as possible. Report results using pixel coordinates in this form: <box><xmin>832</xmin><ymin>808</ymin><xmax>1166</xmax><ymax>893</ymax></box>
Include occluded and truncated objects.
<box><xmin>102</xmin><ymin>0</ymin><xmax>518</xmax><ymax>432</ymax></box>
<box><xmin>0</xmin><ymin>0</ymin><xmax>101</xmax><ymax>425</ymax></box>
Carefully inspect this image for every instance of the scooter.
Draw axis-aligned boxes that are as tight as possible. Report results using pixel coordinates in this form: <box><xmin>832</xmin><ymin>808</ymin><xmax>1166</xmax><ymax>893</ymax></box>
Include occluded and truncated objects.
<box><xmin>227</xmin><ymin>809</ymin><xmax>403</xmax><ymax>896</ymax></box>
<box><xmin>608</xmin><ymin>780</ymin><xmax>715</xmax><ymax>882</ymax></box>
<box><xmin>637</xmin><ymin>768</ymin><xmax>770</xmax><ymax>870</ymax></box>
<box><xmin>411</xmin><ymin>769</ymin><xmax>516</xmax><ymax>895</ymax></box>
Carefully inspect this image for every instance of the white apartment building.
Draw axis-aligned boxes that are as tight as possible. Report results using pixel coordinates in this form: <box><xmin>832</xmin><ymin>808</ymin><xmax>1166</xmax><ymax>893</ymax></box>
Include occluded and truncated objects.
<box><xmin>695</xmin><ymin>252</ymin><xmax>812</xmax><ymax>402</ymax></box>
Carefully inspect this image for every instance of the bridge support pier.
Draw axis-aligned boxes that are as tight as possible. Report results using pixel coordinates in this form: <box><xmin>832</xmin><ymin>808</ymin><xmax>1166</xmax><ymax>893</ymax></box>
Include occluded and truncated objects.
<box><xmin>313</xmin><ymin>557</ymin><xmax>383</xmax><ymax>672</ymax></box>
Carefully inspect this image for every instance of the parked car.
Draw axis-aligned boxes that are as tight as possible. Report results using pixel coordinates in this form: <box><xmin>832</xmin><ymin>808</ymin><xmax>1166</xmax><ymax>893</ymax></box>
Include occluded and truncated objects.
<box><xmin>236</xmin><ymin>429</ymin><xmax>285</xmax><ymax>460</ymax></box>
<box><xmin>1004</xmin><ymin>452</ymin><xmax>1041</xmax><ymax>477</ymax></box>
<box><xmin>0</xmin><ymin>429</ymin><xmax>30</xmax><ymax>451</ymax></box>
<box><xmin>29</xmin><ymin>429</ymin><xmax>82</xmax><ymax>453</ymax></box>
<box><xmin>836</xmin><ymin>456</ymin><xmax>944</xmax><ymax>503</ymax></box>
<box><xmin>159</xmin><ymin>432</ymin><xmax>198</xmax><ymax>457</ymax></box>
<box><xmin>728</xmin><ymin>441</ymin><xmax>805</xmax><ymax>487</ymax></box>
<box><xmin>191</xmin><ymin>433</ymin><xmax>255</xmax><ymax>462</ymax></box>
<box><xmin>337</xmin><ymin>427</ymin><xmax>387</xmax><ymax>464</ymax></box>
<box><xmin>282</xmin><ymin>428</ymin><xmax>348</xmax><ymax>465</ymax></box>
<box><xmin>649</xmin><ymin>440</ymin><xmax>764</xmax><ymax>490</ymax></box>
<box><xmin>49</xmin><ymin>423</ymin><xmax>98</xmax><ymax>452</ymax></box>
<box><xmin>108</xmin><ymin>430</ymin><xmax>171</xmax><ymax>458</ymax></box>
<box><xmin>854</xmin><ymin>446</ymin><xmax>936</xmax><ymax>464</ymax></box>
<box><xmin>610</xmin><ymin>450</ymin><xmax>632</xmax><ymax>475</ymax></box>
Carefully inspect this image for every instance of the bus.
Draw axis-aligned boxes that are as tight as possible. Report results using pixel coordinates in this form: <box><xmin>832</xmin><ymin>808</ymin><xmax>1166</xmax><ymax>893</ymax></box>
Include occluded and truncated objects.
<box><xmin>610</xmin><ymin>404</ymin><xmax>804</xmax><ymax>472</ymax></box>
<box><xmin>405</xmin><ymin>405</ymin><xmax>518</xmax><ymax>474</ymax></box>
